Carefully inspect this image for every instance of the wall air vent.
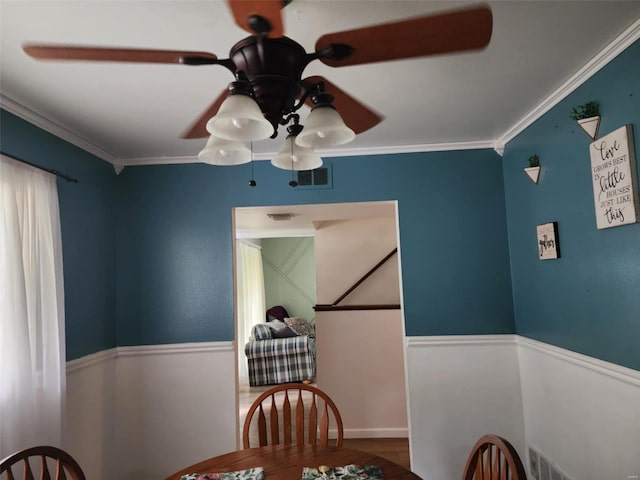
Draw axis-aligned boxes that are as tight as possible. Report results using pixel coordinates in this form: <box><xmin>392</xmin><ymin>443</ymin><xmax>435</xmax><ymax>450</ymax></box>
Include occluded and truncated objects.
<box><xmin>267</xmin><ymin>213</ymin><xmax>295</xmax><ymax>221</ymax></box>
<box><xmin>296</xmin><ymin>164</ymin><xmax>333</xmax><ymax>190</ymax></box>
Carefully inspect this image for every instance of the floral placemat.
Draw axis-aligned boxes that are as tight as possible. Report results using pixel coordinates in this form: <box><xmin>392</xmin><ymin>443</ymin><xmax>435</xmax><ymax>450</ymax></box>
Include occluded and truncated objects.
<box><xmin>302</xmin><ymin>464</ymin><xmax>383</xmax><ymax>479</ymax></box>
<box><xmin>180</xmin><ymin>467</ymin><xmax>264</xmax><ymax>480</ymax></box>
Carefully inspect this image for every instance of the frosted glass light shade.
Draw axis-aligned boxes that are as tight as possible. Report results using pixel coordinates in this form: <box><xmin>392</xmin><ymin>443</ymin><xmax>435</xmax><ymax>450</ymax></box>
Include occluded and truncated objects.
<box><xmin>198</xmin><ymin>135</ymin><xmax>251</xmax><ymax>165</ymax></box>
<box><xmin>295</xmin><ymin>107</ymin><xmax>355</xmax><ymax>148</ymax></box>
<box><xmin>206</xmin><ymin>94</ymin><xmax>273</xmax><ymax>142</ymax></box>
<box><xmin>271</xmin><ymin>137</ymin><xmax>323</xmax><ymax>171</ymax></box>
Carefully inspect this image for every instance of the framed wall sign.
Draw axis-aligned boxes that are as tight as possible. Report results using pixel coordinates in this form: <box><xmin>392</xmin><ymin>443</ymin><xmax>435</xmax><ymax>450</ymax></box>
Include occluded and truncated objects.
<box><xmin>589</xmin><ymin>124</ymin><xmax>640</xmax><ymax>229</ymax></box>
<box><xmin>537</xmin><ymin>222</ymin><xmax>560</xmax><ymax>260</ymax></box>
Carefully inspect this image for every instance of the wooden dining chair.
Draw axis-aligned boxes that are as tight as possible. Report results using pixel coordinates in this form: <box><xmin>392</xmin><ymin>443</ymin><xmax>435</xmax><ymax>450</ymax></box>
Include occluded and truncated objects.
<box><xmin>242</xmin><ymin>383</ymin><xmax>344</xmax><ymax>448</ymax></box>
<box><xmin>462</xmin><ymin>434</ymin><xmax>527</xmax><ymax>480</ymax></box>
<box><xmin>0</xmin><ymin>445</ymin><xmax>86</xmax><ymax>480</ymax></box>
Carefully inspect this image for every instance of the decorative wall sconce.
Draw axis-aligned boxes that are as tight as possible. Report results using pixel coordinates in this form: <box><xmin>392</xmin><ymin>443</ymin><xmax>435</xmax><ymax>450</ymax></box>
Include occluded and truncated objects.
<box><xmin>525</xmin><ymin>154</ymin><xmax>541</xmax><ymax>184</ymax></box>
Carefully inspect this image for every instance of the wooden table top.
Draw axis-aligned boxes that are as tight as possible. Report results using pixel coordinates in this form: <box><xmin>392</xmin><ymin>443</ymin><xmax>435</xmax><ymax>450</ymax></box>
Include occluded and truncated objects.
<box><xmin>165</xmin><ymin>445</ymin><xmax>422</xmax><ymax>479</ymax></box>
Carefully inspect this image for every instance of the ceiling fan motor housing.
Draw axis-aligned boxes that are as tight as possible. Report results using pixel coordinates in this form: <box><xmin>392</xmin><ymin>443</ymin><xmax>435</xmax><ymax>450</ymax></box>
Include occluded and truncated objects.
<box><xmin>230</xmin><ymin>36</ymin><xmax>311</xmax><ymax>134</ymax></box>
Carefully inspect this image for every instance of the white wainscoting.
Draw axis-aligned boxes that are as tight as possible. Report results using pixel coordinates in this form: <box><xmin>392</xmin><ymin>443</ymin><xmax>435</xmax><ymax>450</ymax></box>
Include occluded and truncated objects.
<box><xmin>516</xmin><ymin>336</ymin><xmax>640</xmax><ymax>480</ymax></box>
<box><xmin>66</xmin><ymin>348</ymin><xmax>117</xmax><ymax>480</ymax></box>
<box><xmin>114</xmin><ymin>342</ymin><xmax>237</xmax><ymax>480</ymax></box>
<box><xmin>405</xmin><ymin>335</ymin><xmax>525</xmax><ymax>480</ymax></box>
<box><xmin>66</xmin><ymin>342</ymin><xmax>237</xmax><ymax>480</ymax></box>
<box><xmin>66</xmin><ymin>335</ymin><xmax>640</xmax><ymax>480</ymax></box>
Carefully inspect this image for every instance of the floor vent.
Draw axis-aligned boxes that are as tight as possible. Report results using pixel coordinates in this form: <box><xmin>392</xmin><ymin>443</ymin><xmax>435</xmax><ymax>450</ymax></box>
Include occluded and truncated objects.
<box><xmin>528</xmin><ymin>445</ymin><xmax>571</xmax><ymax>480</ymax></box>
<box><xmin>296</xmin><ymin>164</ymin><xmax>332</xmax><ymax>189</ymax></box>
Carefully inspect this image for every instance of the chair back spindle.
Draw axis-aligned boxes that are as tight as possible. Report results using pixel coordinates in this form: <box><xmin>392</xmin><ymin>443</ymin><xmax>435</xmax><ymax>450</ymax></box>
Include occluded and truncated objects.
<box><xmin>1</xmin><ymin>446</ymin><xmax>86</xmax><ymax>480</ymax></box>
<box><xmin>243</xmin><ymin>383</ymin><xmax>343</xmax><ymax>448</ymax></box>
<box><xmin>462</xmin><ymin>434</ymin><xmax>527</xmax><ymax>480</ymax></box>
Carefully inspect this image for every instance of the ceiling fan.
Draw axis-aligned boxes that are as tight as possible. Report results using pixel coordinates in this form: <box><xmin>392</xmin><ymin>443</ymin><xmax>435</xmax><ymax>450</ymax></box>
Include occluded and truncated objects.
<box><xmin>22</xmin><ymin>0</ymin><xmax>493</xmax><ymax>170</ymax></box>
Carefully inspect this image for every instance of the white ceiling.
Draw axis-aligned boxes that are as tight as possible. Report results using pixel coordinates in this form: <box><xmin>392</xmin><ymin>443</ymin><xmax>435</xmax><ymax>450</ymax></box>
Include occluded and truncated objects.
<box><xmin>1</xmin><ymin>1</ymin><xmax>640</xmax><ymax>168</ymax></box>
<box><xmin>234</xmin><ymin>201</ymin><xmax>396</xmax><ymax>238</ymax></box>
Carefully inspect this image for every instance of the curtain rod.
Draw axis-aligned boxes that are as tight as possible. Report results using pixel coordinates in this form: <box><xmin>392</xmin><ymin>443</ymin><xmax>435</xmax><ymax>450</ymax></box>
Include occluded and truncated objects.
<box><xmin>1</xmin><ymin>151</ymin><xmax>78</xmax><ymax>183</ymax></box>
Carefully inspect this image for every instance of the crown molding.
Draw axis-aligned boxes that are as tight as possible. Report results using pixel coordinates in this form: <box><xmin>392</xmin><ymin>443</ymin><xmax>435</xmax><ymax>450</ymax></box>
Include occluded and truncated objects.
<box><xmin>0</xmin><ymin>94</ymin><xmax>119</xmax><ymax>167</ymax></box>
<box><xmin>271</xmin><ymin>140</ymin><xmax>499</xmax><ymax>159</ymax></box>
<box><xmin>117</xmin><ymin>139</ymin><xmax>499</xmax><ymax>169</ymax></box>
<box><xmin>120</xmin><ymin>155</ymin><xmax>202</xmax><ymax>167</ymax></box>
<box><xmin>497</xmin><ymin>17</ymin><xmax>640</xmax><ymax>150</ymax></box>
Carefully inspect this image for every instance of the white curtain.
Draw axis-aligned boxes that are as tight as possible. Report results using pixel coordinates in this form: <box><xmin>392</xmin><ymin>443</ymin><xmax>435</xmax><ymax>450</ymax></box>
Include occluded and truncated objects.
<box><xmin>0</xmin><ymin>155</ymin><xmax>66</xmax><ymax>458</ymax></box>
<box><xmin>236</xmin><ymin>240</ymin><xmax>265</xmax><ymax>384</ymax></box>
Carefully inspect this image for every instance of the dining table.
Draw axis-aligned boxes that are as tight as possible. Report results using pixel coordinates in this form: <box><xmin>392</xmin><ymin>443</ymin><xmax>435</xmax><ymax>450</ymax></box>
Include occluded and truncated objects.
<box><xmin>164</xmin><ymin>444</ymin><xmax>423</xmax><ymax>479</ymax></box>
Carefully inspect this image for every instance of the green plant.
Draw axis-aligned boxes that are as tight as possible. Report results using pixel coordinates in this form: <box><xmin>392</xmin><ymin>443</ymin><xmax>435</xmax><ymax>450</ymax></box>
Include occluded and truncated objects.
<box><xmin>528</xmin><ymin>154</ymin><xmax>540</xmax><ymax>168</ymax></box>
<box><xmin>570</xmin><ymin>101</ymin><xmax>600</xmax><ymax>120</ymax></box>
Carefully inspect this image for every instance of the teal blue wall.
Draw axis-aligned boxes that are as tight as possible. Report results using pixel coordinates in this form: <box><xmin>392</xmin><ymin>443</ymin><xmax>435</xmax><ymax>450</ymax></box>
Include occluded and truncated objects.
<box><xmin>115</xmin><ymin>150</ymin><xmax>514</xmax><ymax>346</ymax></box>
<box><xmin>1</xmin><ymin>110</ymin><xmax>117</xmax><ymax>360</ymax></box>
<box><xmin>503</xmin><ymin>39</ymin><xmax>640</xmax><ymax>370</ymax></box>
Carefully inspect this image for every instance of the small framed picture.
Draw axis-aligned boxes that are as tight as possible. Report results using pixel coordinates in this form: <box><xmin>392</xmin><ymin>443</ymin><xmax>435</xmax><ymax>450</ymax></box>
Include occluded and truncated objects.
<box><xmin>537</xmin><ymin>222</ymin><xmax>560</xmax><ymax>260</ymax></box>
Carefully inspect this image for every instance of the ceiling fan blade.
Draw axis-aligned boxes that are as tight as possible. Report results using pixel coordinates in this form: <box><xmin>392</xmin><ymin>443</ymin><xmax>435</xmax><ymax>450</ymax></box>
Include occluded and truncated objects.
<box><xmin>181</xmin><ymin>90</ymin><xmax>229</xmax><ymax>139</ymax></box>
<box><xmin>302</xmin><ymin>76</ymin><xmax>383</xmax><ymax>134</ymax></box>
<box><xmin>23</xmin><ymin>44</ymin><xmax>218</xmax><ymax>64</ymax></box>
<box><xmin>315</xmin><ymin>4</ymin><xmax>492</xmax><ymax>67</ymax></box>
<box><xmin>226</xmin><ymin>0</ymin><xmax>285</xmax><ymax>38</ymax></box>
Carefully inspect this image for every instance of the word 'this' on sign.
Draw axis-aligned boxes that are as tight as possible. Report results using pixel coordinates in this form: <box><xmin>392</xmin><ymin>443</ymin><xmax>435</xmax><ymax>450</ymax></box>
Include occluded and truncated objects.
<box><xmin>589</xmin><ymin>124</ymin><xmax>640</xmax><ymax>229</ymax></box>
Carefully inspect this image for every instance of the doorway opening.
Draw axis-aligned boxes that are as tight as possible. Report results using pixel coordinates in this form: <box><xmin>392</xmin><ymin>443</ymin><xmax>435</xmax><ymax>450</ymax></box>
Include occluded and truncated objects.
<box><xmin>233</xmin><ymin>200</ymin><xmax>409</xmax><ymax>460</ymax></box>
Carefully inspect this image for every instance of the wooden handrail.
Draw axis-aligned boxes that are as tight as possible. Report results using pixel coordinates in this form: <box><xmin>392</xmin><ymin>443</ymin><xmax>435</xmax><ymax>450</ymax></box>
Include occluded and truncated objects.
<box><xmin>314</xmin><ymin>248</ymin><xmax>399</xmax><ymax>312</ymax></box>
<box><xmin>332</xmin><ymin>248</ymin><xmax>397</xmax><ymax>305</ymax></box>
<box><xmin>314</xmin><ymin>304</ymin><xmax>400</xmax><ymax>311</ymax></box>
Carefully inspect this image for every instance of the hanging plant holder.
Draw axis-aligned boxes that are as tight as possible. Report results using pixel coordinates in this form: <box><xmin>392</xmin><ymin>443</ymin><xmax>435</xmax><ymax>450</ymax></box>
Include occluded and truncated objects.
<box><xmin>524</xmin><ymin>166</ymin><xmax>541</xmax><ymax>184</ymax></box>
<box><xmin>570</xmin><ymin>101</ymin><xmax>600</xmax><ymax>140</ymax></box>
<box><xmin>577</xmin><ymin>115</ymin><xmax>601</xmax><ymax>140</ymax></box>
<box><xmin>524</xmin><ymin>154</ymin><xmax>540</xmax><ymax>184</ymax></box>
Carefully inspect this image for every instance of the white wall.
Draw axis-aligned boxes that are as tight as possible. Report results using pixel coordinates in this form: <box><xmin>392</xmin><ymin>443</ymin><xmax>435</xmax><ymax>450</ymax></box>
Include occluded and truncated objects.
<box><xmin>406</xmin><ymin>335</ymin><xmax>525</xmax><ymax>480</ymax></box>
<box><xmin>313</xmin><ymin>213</ymin><xmax>407</xmax><ymax>439</ymax></box>
<box><xmin>314</xmin><ymin>216</ymin><xmax>399</xmax><ymax>305</ymax></box>
<box><xmin>316</xmin><ymin>310</ymin><xmax>408</xmax><ymax>438</ymax></box>
<box><xmin>517</xmin><ymin>336</ymin><xmax>640</xmax><ymax>480</ymax></box>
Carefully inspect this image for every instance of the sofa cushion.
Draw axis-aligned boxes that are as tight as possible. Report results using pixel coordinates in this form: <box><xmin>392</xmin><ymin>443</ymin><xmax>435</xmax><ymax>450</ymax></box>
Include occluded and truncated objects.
<box><xmin>284</xmin><ymin>317</ymin><xmax>315</xmax><ymax>337</ymax></box>
<box><xmin>269</xmin><ymin>322</ymin><xmax>298</xmax><ymax>338</ymax></box>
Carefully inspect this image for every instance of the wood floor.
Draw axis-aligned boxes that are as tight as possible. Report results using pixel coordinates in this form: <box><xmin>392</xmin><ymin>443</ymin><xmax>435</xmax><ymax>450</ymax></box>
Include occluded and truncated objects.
<box><xmin>342</xmin><ymin>438</ymin><xmax>411</xmax><ymax>470</ymax></box>
<box><xmin>238</xmin><ymin>383</ymin><xmax>411</xmax><ymax>470</ymax></box>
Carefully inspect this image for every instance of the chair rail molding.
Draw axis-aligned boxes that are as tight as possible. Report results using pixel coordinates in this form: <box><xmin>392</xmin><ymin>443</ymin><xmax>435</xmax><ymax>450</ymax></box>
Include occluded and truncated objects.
<box><xmin>515</xmin><ymin>335</ymin><xmax>640</xmax><ymax>387</ymax></box>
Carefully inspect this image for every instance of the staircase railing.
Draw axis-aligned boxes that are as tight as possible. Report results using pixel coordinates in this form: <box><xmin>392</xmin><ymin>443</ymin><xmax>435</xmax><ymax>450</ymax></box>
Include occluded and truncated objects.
<box><xmin>314</xmin><ymin>247</ymin><xmax>400</xmax><ymax>312</ymax></box>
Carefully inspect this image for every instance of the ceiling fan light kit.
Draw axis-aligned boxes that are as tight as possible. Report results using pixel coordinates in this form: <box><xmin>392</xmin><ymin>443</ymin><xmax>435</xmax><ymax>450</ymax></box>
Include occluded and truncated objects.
<box><xmin>198</xmin><ymin>135</ymin><xmax>252</xmax><ymax>166</ymax></box>
<box><xmin>294</xmin><ymin>104</ymin><xmax>356</xmax><ymax>149</ymax></box>
<box><xmin>205</xmin><ymin>88</ymin><xmax>274</xmax><ymax>142</ymax></box>
<box><xmin>21</xmin><ymin>1</ymin><xmax>493</xmax><ymax>174</ymax></box>
<box><xmin>272</xmin><ymin>136</ymin><xmax>323</xmax><ymax>171</ymax></box>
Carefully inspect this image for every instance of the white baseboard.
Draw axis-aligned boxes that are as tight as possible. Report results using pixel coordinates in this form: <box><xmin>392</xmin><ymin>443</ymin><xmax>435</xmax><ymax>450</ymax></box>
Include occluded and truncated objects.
<box><xmin>343</xmin><ymin>428</ymin><xmax>408</xmax><ymax>439</ymax></box>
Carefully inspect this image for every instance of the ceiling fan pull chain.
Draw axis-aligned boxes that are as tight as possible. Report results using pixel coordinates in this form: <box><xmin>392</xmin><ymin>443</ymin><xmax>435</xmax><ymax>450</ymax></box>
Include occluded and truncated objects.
<box><xmin>249</xmin><ymin>141</ymin><xmax>257</xmax><ymax>187</ymax></box>
<box><xmin>289</xmin><ymin>135</ymin><xmax>298</xmax><ymax>188</ymax></box>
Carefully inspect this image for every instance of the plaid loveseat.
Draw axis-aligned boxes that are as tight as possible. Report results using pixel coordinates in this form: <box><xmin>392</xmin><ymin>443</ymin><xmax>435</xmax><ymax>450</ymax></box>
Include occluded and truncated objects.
<box><xmin>245</xmin><ymin>323</ymin><xmax>316</xmax><ymax>386</ymax></box>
